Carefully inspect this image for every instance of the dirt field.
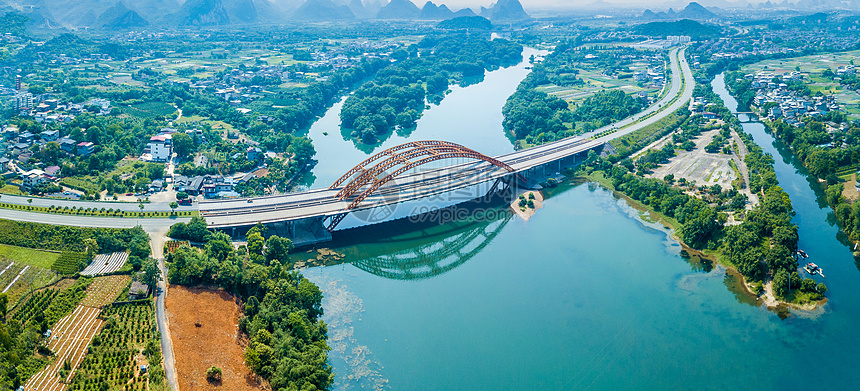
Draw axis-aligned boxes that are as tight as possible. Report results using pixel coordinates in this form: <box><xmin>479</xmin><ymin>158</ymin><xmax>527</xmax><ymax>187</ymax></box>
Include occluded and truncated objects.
<box><xmin>649</xmin><ymin>128</ymin><xmax>737</xmax><ymax>189</ymax></box>
<box><xmin>166</xmin><ymin>286</ymin><xmax>268</xmax><ymax>391</ymax></box>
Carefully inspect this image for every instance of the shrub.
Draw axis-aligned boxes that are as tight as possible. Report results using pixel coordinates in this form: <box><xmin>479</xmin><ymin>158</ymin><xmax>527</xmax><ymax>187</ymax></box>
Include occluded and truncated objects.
<box><xmin>206</xmin><ymin>366</ymin><xmax>222</xmax><ymax>383</ymax></box>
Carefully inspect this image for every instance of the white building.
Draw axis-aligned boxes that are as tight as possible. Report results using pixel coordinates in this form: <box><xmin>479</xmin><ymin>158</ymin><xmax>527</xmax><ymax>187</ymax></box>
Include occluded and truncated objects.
<box><xmin>14</xmin><ymin>93</ymin><xmax>33</xmax><ymax>109</ymax></box>
<box><xmin>21</xmin><ymin>169</ymin><xmax>48</xmax><ymax>189</ymax></box>
<box><xmin>142</xmin><ymin>134</ymin><xmax>172</xmax><ymax>162</ymax></box>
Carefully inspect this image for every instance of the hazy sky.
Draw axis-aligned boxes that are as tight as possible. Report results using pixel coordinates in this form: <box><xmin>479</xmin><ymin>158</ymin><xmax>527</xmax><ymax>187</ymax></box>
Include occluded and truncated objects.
<box><xmin>396</xmin><ymin>0</ymin><xmax>757</xmax><ymax>10</ymax></box>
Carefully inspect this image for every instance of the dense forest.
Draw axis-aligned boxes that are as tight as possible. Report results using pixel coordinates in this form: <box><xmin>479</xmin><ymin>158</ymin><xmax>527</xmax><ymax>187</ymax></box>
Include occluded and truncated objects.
<box><xmin>502</xmin><ymin>85</ymin><xmax>573</xmax><ymax>144</ymax></box>
<box><xmin>340</xmin><ymin>34</ymin><xmax>523</xmax><ymax>144</ymax></box>
<box><xmin>166</xmin><ymin>222</ymin><xmax>331</xmax><ymax>390</ymax></box>
<box><xmin>572</xmin><ymin>90</ymin><xmax>644</xmax><ymax>126</ymax></box>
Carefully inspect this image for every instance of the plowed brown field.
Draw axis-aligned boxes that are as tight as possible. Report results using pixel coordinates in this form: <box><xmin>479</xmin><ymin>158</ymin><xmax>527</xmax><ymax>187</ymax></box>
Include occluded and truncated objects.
<box><xmin>166</xmin><ymin>286</ymin><xmax>268</xmax><ymax>391</ymax></box>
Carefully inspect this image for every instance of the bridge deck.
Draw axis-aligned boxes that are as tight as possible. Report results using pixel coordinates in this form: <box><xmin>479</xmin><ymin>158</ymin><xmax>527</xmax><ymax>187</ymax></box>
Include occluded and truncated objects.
<box><xmin>201</xmin><ymin>47</ymin><xmax>694</xmax><ymax>229</ymax></box>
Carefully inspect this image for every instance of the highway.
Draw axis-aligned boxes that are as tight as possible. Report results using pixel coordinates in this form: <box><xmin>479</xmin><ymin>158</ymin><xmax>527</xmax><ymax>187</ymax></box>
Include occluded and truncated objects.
<box><xmin>1</xmin><ymin>45</ymin><xmax>692</xmax><ymax>391</ymax></box>
<box><xmin>0</xmin><ymin>193</ymin><xmax>195</xmax><ymax>212</ymax></box>
<box><xmin>199</xmin><ymin>46</ymin><xmax>694</xmax><ymax>229</ymax></box>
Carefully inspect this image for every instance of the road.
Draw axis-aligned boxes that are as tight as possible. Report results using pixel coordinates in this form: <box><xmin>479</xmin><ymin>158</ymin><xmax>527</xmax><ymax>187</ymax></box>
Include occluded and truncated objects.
<box><xmin>199</xmin><ymin>46</ymin><xmax>695</xmax><ymax>229</ymax></box>
<box><xmin>2</xmin><ymin>46</ymin><xmax>694</xmax><ymax>391</ymax></box>
<box><xmin>0</xmin><ymin>193</ymin><xmax>194</xmax><ymax>212</ymax></box>
<box><xmin>148</xmin><ymin>225</ymin><xmax>180</xmax><ymax>391</ymax></box>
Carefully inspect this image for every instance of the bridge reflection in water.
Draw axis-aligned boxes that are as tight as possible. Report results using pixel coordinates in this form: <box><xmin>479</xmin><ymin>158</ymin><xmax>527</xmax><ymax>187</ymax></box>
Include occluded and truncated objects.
<box><xmin>303</xmin><ymin>198</ymin><xmax>514</xmax><ymax>281</ymax></box>
<box><xmin>352</xmin><ymin>216</ymin><xmax>510</xmax><ymax>280</ymax></box>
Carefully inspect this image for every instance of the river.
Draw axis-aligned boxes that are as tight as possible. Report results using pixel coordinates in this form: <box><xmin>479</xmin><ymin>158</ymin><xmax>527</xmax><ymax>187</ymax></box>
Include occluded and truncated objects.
<box><xmin>299</xmin><ymin>67</ymin><xmax>860</xmax><ymax>389</ymax></box>
<box><xmin>302</xmin><ymin>48</ymin><xmax>544</xmax><ymax>189</ymax></box>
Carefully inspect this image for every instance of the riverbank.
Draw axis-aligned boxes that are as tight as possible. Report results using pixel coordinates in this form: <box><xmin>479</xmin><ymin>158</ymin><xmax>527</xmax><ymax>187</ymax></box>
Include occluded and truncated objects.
<box><xmin>577</xmin><ymin>169</ymin><xmax>825</xmax><ymax>311</ymax></box>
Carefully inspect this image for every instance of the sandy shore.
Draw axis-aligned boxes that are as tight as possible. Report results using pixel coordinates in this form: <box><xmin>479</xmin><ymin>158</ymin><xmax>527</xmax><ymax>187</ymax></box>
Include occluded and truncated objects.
<box><xmin>511</xmin><ymin>190</ymin><xmax>544</xmax><ymax>220</ymax></box>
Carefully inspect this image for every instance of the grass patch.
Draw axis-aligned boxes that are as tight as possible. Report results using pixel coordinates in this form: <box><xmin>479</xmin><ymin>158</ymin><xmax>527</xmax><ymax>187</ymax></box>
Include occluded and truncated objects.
<box><xmin>0</xmin><ymin>243</ymin><xmax>61</xmax><ymax>269</ymax></box>
<box><xmin>0</xmin><ymin>184</ymin><xmax>23</xmax><ymax>195</ymax></box>
<box><xmin>122</xmin><ymin>102</ymin><xmax>176</xmax><ymax>119</ymax></box>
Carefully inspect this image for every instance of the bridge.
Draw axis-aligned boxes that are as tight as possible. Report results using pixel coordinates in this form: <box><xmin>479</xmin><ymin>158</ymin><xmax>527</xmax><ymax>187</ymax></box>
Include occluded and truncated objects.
<box><xmin>199</xmin><ymin>46</ymin><xmax>694</xmax><ymax>245</ymax></box>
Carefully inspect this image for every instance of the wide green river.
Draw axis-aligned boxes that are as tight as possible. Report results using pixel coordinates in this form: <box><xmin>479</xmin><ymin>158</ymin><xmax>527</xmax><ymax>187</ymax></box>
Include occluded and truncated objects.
<box><xmin>300</xmin><ymin>61</ymin><xmax>860</xmax><ymax>390</ymax></box>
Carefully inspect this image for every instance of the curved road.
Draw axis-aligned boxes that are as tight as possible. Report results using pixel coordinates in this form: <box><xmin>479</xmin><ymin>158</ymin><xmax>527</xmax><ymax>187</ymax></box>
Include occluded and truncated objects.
<box><xmin>1</xmin><ymin>45</ymin><xmax>693</xmax><ymax>391</ymax></box>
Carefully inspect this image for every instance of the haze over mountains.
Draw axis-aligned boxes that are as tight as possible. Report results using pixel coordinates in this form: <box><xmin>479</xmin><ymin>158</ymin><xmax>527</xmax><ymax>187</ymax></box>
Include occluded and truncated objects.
<box><xmin>0</xmin><ymin>0</ymin><xmax>531</xmax><ymax>28</ymax></box>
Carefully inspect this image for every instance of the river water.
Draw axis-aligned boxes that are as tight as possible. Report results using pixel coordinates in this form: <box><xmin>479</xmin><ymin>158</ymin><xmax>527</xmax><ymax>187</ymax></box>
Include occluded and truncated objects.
<box><xmin>300</xmin><ymin>67</ymin><xmax>860</xmax><ymax>389</ymax></box>
<box><xmin>302</xmin><ymin>48</ymin><xmax>544</xmax><ymax>188</ymax></box>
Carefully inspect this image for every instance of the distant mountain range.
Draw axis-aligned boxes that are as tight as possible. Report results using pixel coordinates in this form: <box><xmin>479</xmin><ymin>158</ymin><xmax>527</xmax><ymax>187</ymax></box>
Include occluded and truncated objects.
<box><xmin>642</xmin><ymin>2</ymin><xmax>718</xmax><ymax>20</ymax></box>
<box><xmin>0</xmin><ymin>0</ymin><xmax>530</xmax><ymax>28</ymax></box>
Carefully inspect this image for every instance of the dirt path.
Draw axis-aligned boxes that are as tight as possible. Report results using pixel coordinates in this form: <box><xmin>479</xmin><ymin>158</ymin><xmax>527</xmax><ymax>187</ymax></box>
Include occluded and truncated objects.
<box><xmin>731</xmin><ymin>129</ymin><xmax>760</xmax><ymax>207</ymax></box>
<box><xmin>147</xmin><ymin>225</ymin><xmax>179</xmax><ymax>391</ymax></box>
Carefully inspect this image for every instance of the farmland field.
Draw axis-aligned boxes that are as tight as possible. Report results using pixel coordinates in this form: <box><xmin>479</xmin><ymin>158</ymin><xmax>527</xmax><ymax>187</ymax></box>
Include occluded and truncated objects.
<box><xmin>80</xmin><ymin>275</ymin><xmax>131</xmax><ymax>307</ymax></box>
<box><xmin>81</xmin><ymin>252</ymin><xmax>129</xmax><ymax>276</ymax></box>
<box><xmin>51</xmin><ymin>252</ymin><xmax>90</xmax><ymax>276</ymax></box>
<box><xmin>24</xmin><ymin>305</ymin><xmax>104</xmax><ymax>391</ymax></box>
<box><xmin>0</xmin><ymin>259</ymin><xmax>59</xmax><ymax>306</ymax></box>
<box><xmin>69</xmin><ymin>302</ymin><xmax>160</xmax><ymax>391</ymax></box>
<box><xmin>0</xmin><ymin>243</ymin><xmax>62</xmax><ymax>268</ymax></box>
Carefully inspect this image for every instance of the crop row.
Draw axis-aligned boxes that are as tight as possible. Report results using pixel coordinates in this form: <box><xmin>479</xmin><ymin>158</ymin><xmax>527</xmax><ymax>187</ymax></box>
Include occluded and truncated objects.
<box><xmin>80</xmin><ymin>275</ymin><xmax>131</xmax><ymax>308</ymax></box>
<box><xmin>81</xmin><ymin>252</ymin><xmax>129</xmax><ymax>276</ymax></box>
<box><xmin>68</xmin><ymin>302</ymin><xmax>157</xmax><ymax>391</ymax></box>
<box><xmin>9</xmin><ymin>288</ymin><xmax>59</xmax><ymax>325</ymax></box>
<box><xmin>24</xmin><ymin>305</ymin><xmax>103</xmax><ymax>391</ymax></box>
<box><xmin>51</xmin><ymin>252</ymin><xmax>91</xmax><ymax>276</ymax></box>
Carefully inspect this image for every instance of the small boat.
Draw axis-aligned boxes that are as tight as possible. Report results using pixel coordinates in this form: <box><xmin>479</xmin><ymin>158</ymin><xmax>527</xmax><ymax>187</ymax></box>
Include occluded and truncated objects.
<box><xmin>804</xmin><ymin>262</ymin><xmax>824</xmax><ymax>277</ymax></box>
<box><xmin>797</xmin><ymin>249</ymin><xmax>809</xmax><ymax>259</ymax></box>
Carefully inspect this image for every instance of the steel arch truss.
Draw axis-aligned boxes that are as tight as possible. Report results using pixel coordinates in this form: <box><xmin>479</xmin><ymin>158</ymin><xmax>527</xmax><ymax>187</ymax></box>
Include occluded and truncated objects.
<box><xmin>330</xmin><ymin>140</ymin><xmax>516</xmax><ymax>210</ymax></box>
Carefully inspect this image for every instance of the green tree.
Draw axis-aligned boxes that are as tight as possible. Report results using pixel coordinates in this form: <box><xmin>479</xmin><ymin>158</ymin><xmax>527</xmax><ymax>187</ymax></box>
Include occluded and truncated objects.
<box><xmin>142</xmin><ymin>258</ymin><xmax>161</xmax><ymax>288</ymax></box>
<box><xmin>773</xmin><ymin>269</ymin><xmax>789</xmax><ymax>298</ymax></box>
<box><xmin>264</xmin><ymin>236</ymin><xmax>294</xmax><ymax>264</ymax></box>
<box><xmin>169</xmin><ymin>201</ymin><xmax>178</xmax><ymax>214</ymax></box>
<box><xmin>247</xmin><ymin>232</ymin><xmax>265</xmax><ymax>257</ymax></box>
<box><xmin>0</xmin><ymin>293</ymin><xmax>7</xmax><ymax>318</ymax></box>
<box><xmin>172</xmin><ymin>132</ymin><xmax>194</xmax><ymax>161</ymax></box>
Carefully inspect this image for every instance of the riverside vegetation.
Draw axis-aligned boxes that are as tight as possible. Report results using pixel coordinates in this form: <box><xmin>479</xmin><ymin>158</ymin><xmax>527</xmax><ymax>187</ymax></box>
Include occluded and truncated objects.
<box><xmin>502</xmin><ymin>40</ymin><xmax>648</xmax><ymax>147</ymax></box>
<box><xmin>726</xmin><ymin>69</ymin><xmax>860</xmax><ymax>245</ymax></box>
<box><xmin>576</xmin><ymin>78</ymin><xmax>825</xmax><ymax>306</ymax></box>
<box><xmin>339</xmin><ymin>34</ymin><xmax>523</xmax><ymax>145</ymax></box>
<box><xmin>166</xmin><ymin>222</ymin><xmax>331</xmax><ymax>390</ymax></box>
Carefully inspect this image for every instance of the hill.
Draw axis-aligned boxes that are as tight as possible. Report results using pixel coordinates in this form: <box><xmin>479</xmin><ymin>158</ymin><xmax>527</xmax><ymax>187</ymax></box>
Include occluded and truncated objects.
<box><xmin>175</xmin><ymin>0</ymin><xmax>231</xmax><ymax>25</ymax></box>
<box><xmin>437</xmin><ymin>15</ymin><xmax>491</xmax><ymax>30</ymax></box>
<box><xmin>635</xmin><ymin>19</ymin><xmax>721</xmax><ymax>40</ymax></box>
<box><xmin>97</xmin><ymin>1</ymin><xmax>149</xmax><ymax>28</ymax></box>
<box><xmin>419</xmin><ymin>1</ymin><xmax>454</xmax><ymax>20</ymax></box>
<box><xmin>642</xmin><ymin>2</ymin><xmax>717</xmax><ymax>20</ymax></box>
<box><xmin>291</xmin><ymin>0</ymin><xmax>354</xmax><ymax>20</ymax></box>
<box><xmin>376</xmin><ymin>0</ymin><xmax>421</xmax><ymax>19</ymax></box>
<box><xmin>677</xmin><ymin>2</ymin><xmax>717</xmax><ymax>19</ymax></box>
<box><xmin>480</xmin><ymin>0</ymin><xmax>529</xmax><ymax>22</ymax></box>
